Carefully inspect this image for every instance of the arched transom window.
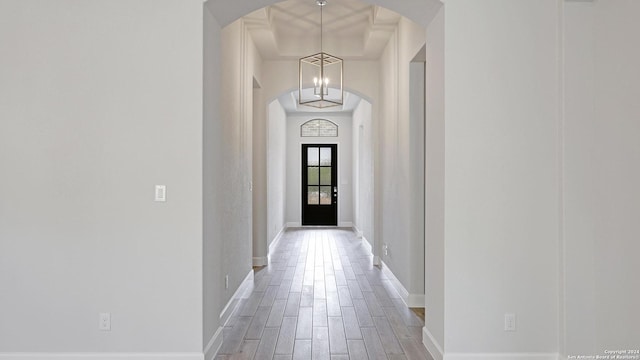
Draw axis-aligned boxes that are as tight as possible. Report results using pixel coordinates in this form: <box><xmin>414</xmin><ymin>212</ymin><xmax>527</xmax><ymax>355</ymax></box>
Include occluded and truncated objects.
<box><xmin>301</xmin><ymin>119</ymin><xmax>338</xmax><ymax>137</ymax></box>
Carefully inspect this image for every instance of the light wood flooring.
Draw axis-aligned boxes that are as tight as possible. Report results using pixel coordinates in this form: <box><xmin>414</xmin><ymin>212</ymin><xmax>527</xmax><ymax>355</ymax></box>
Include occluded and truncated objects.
<box><xmin>216</xmin><ymin>228</ymin><xmax>433</xmax><ymax>360</ymax></box>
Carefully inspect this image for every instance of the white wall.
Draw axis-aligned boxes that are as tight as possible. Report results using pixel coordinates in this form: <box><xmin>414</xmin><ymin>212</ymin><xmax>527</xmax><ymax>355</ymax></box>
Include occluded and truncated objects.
<box><xmin>563</xmin><ymin>0</ymin><xmax>640</xmax><ymax>356</ymax></box>
<box><xmin>443</xmin><ymin>0</ymin><xmax>559</xmax><ymax>354</ymax></box>
<box><xmin>423</xmin><ymin>5</ymin><xmax>445</xmax><ymax>357</ymax></box>
<box><xmin>378</xmin><ymin>16</ymin><xmax>427</xmax><ymax>299</ymax></box>
<box><xmin>267</xmin><ymin>100</ymin><xmax>287</xmax><ymax>244</ymax></box>
<box><xmin>352</xmin><ymin>100</ymin><xmax>375</xmax><ymax>247</ymax></box>
<box><xmin>286</xmin><ymin>114</ymin><xmax>353</xmax><ymax>227</ymax></box>
<box><xmin>219</xmin><ymin>18</ymin><xmax>261</xmax><ymax>305</ymax></box>
<box><xmin>410</xmin><ymin>60</ymin><xmax>426</xmax><ymax>298</ymax></box>
<box><xmin>204</xmin><ymin>3</ymin><xmax>224</xmax><ymax>357</ymax></box>
<box><xmin>0</xmin><ymin>0</ymin><xmax>204</xmax><ymax>354</ymax></box>
<box><xmin>253</xmin><ymin>80</ymin><xmax>268</xmax><ymax>264</ymax></box>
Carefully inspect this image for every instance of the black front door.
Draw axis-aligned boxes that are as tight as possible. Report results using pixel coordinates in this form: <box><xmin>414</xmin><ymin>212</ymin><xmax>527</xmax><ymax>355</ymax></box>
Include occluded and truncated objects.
<box><xmin>302</xmin><ymin>144</ymin><xmax>337</xmax><ymax>226</ymax></box>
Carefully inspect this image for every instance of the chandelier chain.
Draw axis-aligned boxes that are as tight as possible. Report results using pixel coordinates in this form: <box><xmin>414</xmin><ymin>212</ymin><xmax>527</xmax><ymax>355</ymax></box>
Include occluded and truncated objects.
<box><xmin>320</xmin><ymin>2</ymin><xmax>323</xmax><ymax>54</ymax></box>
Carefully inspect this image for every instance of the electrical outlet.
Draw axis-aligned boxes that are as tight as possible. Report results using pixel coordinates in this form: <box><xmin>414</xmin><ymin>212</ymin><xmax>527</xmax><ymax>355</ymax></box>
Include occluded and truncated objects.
<box><xmin>504</xmin><ymin>313</ymin><xmax>516</xmax><ymax>332</ymax></box>
<box><xmin>383</xmin><ymin>243</ymin><xmax>389</xmax><ymax>256</ymax></box>
<box><xmin>99</xmin><ymin>312</ymin><xmax>111</xmax><ymax>331</ymax></box>
<box><xmin>225</xmin><ymin>275</ymin><xmax>229</xmax><ymax>289</ymax></box>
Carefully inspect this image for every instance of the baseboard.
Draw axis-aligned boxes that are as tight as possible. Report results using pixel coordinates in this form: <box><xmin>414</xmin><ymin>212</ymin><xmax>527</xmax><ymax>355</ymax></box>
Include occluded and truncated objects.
<box><xmin>219</xmin><ymin>270</ymin><xmax>254</xmax><ymax>325</ymax></box>
<box><xmin>286</xmin><ymin>222</ymin><xmax>300</xmax><ymax>228</ymax></box>
<box><xmin>0</xmin><ymin>354</ymin><xmax>204</xmax><ymax>360</ymax></box>
<box><xmin>380</xmin><ymin>261</ymin><xmax>424</xmax><ymax>308</ymax></box>
<box><xmin>339</xmin><ymin>221</ymin><xmax>353</xmax><ymax>228</ymax></box>
<box><xmin>423</xmin><ymin>327</ymin><xmax>444</xmax><ymax>360</ymax></box>
<box><xmin>252</xmin><ymin>257</ymin><xmax>268</xmax><ymax>267</ymax></box>
<box><xmin>444</xmin><ymin>353</ymin><xmax>559</xmax><ymax>360</ymax></box>
<box><xmin>407</xmin><ymin>293</ymin><xmax>425</xmax><ymax>307</ymax></box>
<box><xmin>353</xmin><ymin>224</ymin><xmax>364</xmax><ymax>238</ymax></box>
<box><xmin>373</xmin><ymin>255</ymin><xmax>381</xmax><ymax>266</ymax></box>
<box><xmin>268</xmin><ymin>225</ymin><xmax>287</xmax><ymax>263</ymax></box>
<box><xmin>361</xmin><ymin>236</ymin><xmax>373</xmax><ymax>255</ymax></box>
<box><xmin>204</xmin><ymin>326</ymin><xmax>223</xmax><ymax>360</ymax></box>
<box><xmin>353</xmin><ymin>224</ymin><xmax>374</xmax><ymax>263</ymax></box>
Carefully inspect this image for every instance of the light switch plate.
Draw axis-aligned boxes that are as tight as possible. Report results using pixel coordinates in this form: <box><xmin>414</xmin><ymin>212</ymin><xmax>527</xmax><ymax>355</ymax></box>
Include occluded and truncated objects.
<box><xmin>504</xmin><ymin>313</ymin><xmax>516</xmax><ymax>332</ymax></box>
<box><xmin>155</xmin><ymin>185</ymin><xmax>166</xmax><ymax>202</ymax></box>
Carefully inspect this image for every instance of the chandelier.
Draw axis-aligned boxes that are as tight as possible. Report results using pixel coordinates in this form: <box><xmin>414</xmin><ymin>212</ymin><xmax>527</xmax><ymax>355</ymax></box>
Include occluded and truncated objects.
<box><xmin>299</xmin><ymin>0</ymin><xmax>343</xmax><ymax>108</ymax></box>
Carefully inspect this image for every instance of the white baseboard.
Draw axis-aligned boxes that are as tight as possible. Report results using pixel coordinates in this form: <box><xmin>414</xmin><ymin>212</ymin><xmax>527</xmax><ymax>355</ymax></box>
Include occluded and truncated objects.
<box><xmin>286</xmin><ymin>222</ymin><xmax>300</xmax><ymax>228</ymax></box>
<box><xmin>373</xmin><ymin>255</ymin><xmax>381</xmax><ymax>266</ymax></box>
<box><xmin>360</xmin><ymin>236</ymin><xmax>372</xmax><ymax>255</ymax></box>
<box><xmin>254</xmin><ymin>224</ymin><xmax>287</xmax><ymax>267</ymax></box>
<box><xmin>252</xmin><ymin>257</ymin><xmax>268</xmax><ymax>267</ymax></box>
<box><xmin>408</xmin><ymin>293</ymin><xmax>425</xmax><ymax>307</ymax></box>
<box><xmin>0</xmin><ymin>354</ymin><xmax>204</xmax><ymax>360</ymax></box>
<box><xmin>353</xmin><ymin>224</ymin><xmax>364</xmax><ymax>238</ymax></box>
<box><xmin>204</xmin><ymin>326</ymin><xmax>223</xmax><ymax>360</ymax></box>
<box><xmin>444</xmin><ymin>353</ymin><xmax>559</xmax><ymax>360</ymax></box>
<box><xmin>423</xmin><ymin>327</ymin><xmax>444</xmax><ymax>360</ymax></box>
<box><xmin>219</xmin><ymin>270</ymin><xmax>254</xmax><ymax>325</ymax></box>
<box><xmin>353</xmin><ymin>225</ymin><xmax>373</xmax><ymax>261</ymax></box>
<box><xmin>339</xmin><ymin>221</ymin><xmax>353</xmax><ymax>228</ymax></box>
<box><xmin>380</xmin><ymin>261</ymin><xmax>424</xmax><ymax>308</ymax></box>
<box><xmin>268</xmin><ymin>225</ymin><xmax>287</xmax><ymax>262</ymax></box>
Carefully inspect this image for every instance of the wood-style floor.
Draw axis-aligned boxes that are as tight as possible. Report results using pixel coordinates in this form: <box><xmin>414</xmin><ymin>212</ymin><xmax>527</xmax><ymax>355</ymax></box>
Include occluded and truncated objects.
<box><xmin>216</xmin><ymin>228</ymin><xmax>433</xmax><ymax>360</ymax></box>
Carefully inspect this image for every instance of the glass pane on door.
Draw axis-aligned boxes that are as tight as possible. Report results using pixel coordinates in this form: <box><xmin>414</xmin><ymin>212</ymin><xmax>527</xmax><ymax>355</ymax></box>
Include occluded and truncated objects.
<box><xmin>308</xmin><ymin>167</ymin><xmax>319</xmax><ymax>185</ymax></box>
<box><xmin>320</xmin><ymin>147</ymin><xmax>332</xmax><ymax>166</ymax></box>
<box><xmin>308</xmin><ymin>147</ymin><xmax>319</xmax><ymax>166</ymax></box>
<box><xmin>320</xmin><ymin>186</ymin><xmax>332</xmax><ymax>205</ymax></box>
<box><xmin>308</xmin><ymin>186</ymin><xmax>320</xmax><ymax>204</ymax></box>
<box><xmin>320</xmin><ymin>167</ymin><xmax>331</xmax><ymax>185</ymax></box>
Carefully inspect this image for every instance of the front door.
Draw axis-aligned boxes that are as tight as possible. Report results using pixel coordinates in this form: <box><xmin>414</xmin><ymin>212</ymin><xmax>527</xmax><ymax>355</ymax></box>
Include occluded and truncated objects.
<box><xmin>302</xmin><ymin>144</ymin><xmax>337</xmax><ymax>226</ymax></box>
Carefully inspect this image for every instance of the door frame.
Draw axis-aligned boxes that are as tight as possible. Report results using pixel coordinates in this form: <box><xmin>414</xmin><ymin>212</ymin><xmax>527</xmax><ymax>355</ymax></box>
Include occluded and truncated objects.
<box><xmin>299</xmin><ymin>141</ymin><xmax>340</xmax><ymax>226</ymax></box>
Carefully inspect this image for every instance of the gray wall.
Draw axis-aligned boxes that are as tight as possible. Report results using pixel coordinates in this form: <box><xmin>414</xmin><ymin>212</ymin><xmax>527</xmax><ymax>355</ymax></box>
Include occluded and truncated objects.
<box><xmin>563</xmin><ymin>0</ymin><xmax>640</xmax><ymax>355</ymax></box>
<box><xmin>253</xmin><ymin>80</ymin><xmax>268</xmax><ymax>263</ymax></box>
<box><xmin>267</xmin><ymin>101</ymin><xmax>287</xmax><ymax>244</ymax></box>
<box><xmin>409</xmin><ymin>61</ymin><xmax>426</xmax><ymax>297</ymax></box>
<box><xmin>443</xmin><ymin>0</ymin><xmax>559</xmax><ymax>353</ymax></box>
<box><xmin>352</xmin><ymin>100</ymin><xmax>375</xmax><ymax>246</ymax></box>
<box><xmin>378</xmin><ymin>16</ymin><xmax>426</xmax><ymax>299</ymax></box>
<box><xmin>423</xmin><ymin>5</ymin><xmax>446</xmax><ymax>355</ymax></box>
<box><xmin>0</xmin><ymin>0</ymin><xmax>204</xmax><ymax>353</ymax></box>
<box><xmin>204</xmin><ymin>3</ymin><xmax>224</xmax><ymax>356</ymax></box>
<box><xmin>219</xmin><ymin>18</ymin><xmax>261</xmax><ymax>310</ymax></box>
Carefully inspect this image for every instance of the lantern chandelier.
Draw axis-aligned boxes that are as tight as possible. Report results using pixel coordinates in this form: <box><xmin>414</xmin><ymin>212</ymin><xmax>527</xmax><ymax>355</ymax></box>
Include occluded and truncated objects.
<box><xmin>298</xmin><ymin>0</ymin><xmax>344</xmax><ymax>108</ymax></box>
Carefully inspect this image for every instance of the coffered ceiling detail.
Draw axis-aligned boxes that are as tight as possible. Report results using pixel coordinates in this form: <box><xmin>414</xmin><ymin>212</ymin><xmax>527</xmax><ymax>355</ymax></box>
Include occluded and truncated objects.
<box><xmin>243</xmin><ymin>0</ymin><xmax>402</xmax><ymax>60</ymax></box>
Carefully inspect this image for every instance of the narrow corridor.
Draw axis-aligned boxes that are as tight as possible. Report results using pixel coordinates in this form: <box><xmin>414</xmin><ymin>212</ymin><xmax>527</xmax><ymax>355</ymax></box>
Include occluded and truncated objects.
<box><xmin>216</xmin><ymin>228</ymin><xmax>432</xmax><ymax>360</ymax></box>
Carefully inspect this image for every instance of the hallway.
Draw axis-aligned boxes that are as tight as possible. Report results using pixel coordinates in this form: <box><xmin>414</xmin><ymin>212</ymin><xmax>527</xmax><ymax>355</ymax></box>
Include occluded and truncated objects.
<box><xmin>216</xmin><ymin>229</ymin><xmax>431</xmax><ymax>360</ymax></box>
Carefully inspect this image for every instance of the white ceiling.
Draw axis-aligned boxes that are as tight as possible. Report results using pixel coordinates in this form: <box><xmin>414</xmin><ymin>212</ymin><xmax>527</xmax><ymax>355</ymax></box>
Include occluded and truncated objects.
<box><xmin>243</xmin><ymin>0</ymin><xmax>401</xmax><ymax>60</ymax></box>
<box><xmin>243</xmin><ymin>0</ymin><xmax>400</xmax><ymax>114</ymax></box>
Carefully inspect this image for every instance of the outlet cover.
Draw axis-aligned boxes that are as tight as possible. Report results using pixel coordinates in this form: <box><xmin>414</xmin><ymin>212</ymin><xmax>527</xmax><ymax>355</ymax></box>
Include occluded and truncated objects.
<box><xmin>99</xmin><ymin>312</ymin><xmax>111</xmax><ymax>331</ymax></box>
